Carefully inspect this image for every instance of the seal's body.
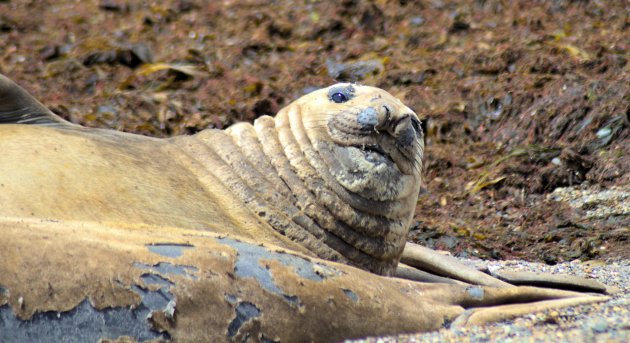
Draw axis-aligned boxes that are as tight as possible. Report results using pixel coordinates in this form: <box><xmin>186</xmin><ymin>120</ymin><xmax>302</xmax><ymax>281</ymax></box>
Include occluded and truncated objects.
<box><xmin>0</xmin><ymin>76</ymin><xmax>423</xmax><ymax>275</ymax></box>
<box><xmin>0</xmin><ymin>74</ymin><xmax>609</xmax><ymax>342</ymax></box>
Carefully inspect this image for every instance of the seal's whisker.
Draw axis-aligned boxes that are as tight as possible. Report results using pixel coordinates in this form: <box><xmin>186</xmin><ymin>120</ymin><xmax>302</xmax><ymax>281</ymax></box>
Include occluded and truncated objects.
<box><xmin>412</xmin><ymin>159</ymin><xmax>421</xmax><ymax>175</ymax></box>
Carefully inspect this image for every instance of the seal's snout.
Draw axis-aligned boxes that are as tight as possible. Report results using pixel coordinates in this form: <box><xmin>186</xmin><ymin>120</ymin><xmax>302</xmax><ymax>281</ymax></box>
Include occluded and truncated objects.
<box><xmin>357</xmin><ymin>107</ymin><xmax>379</xmax><ymax>129</ymax></box>
<box><xmin>355</xmin><ymin>103</ymin><xmax>419</xmax><ymax>140</ymax></box>
<box><xmin>357</xmin><ymin>105</ymin><xmax>392</xmax><ymax>131</ymax></box>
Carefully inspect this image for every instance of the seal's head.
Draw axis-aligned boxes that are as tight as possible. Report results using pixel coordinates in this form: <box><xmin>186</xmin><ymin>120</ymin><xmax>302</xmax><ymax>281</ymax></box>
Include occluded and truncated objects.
<box><xmin>297</xmin><ymin>83</ymin><xmax>424</xmax><ymax>203</ymax></box>
<box><xmin>265</xmin><ymin>83</ymin><xmax>424</xmax><ymax>275</ymax></box>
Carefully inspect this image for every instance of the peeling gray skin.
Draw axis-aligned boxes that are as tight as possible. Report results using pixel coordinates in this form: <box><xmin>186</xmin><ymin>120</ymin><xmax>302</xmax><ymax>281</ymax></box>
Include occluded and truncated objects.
<box><xmin>0</xmin><ymin>289</ymin><xmax>173</xmax><ymax>342</ymax></box>
<box><xmin>131</xmin><ymin>285</ymin><xmax>173</xmax><ymax>316</ymax></box>
<box><xmin>141</xmin><ymin>273</ymin><xmax>175</xmax><ymax>287</ymax></box>
<box><xmin>221</xmin><ymin>237</ymin><xmax>333</xmax><ymax>284</ymax></box>
<box><xmin>133</xmin><ymin>261</ymin><xmax>198</xmax><ymax>279</ymax></box>
<box><xmin>466</xmin><ymin>287</ymin><xmax>485</xmax><ymax>300</ymax></box>
<box><xmin>0</xmin><ymin>217</ymin><xmax>610</xmax><ymax>342</ymax></box>
<box><xmin>0</xmin><ymin>257</ymin><xmax>183</xmax><ymax>342</ymax></box>
<box><xmin>282</xmin><ymin>294</ymin><xmax>303</xmax><ymax>309</ymax></box>
<box><xmin>220</xmin><ymin>237</ymin><xmax>338</xmax><ymax>302</ymax></box>
<box><xmin>225</xmin><ymin>294</ymin><xmax>273</xmax><ymax>339</ymax></box>
<box><xmin>342</xmin><ymin>289</ymin><xmax>359</xmax><ymax>303</ymax></box>
<box><xmin>227</xmin><ymin>302</ymin><xmax>262</xmax><ymax>338</ymax></box>
<box><xmin>146</xmin><ymin>243</ymin><xmax>194</xmax><ymax>258</ymax></box>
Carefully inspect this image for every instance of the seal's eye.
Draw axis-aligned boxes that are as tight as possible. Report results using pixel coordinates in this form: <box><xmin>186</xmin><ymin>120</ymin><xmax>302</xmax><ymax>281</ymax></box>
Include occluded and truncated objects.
<box><xmin>331</xmin><ymin>92</ymin><xmax>348</xmax><ymax>103</ymax></box>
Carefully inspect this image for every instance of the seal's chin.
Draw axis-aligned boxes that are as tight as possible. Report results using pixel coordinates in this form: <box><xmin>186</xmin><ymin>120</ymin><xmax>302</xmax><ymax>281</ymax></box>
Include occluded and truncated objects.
<box><xmin>327</xmin><ymin>143</ymin><xmax>415</xmax><ymax>202</ymax></box>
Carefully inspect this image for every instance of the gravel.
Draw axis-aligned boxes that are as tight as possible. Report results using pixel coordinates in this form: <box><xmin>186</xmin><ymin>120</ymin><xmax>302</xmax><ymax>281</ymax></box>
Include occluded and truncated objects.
<box><xmin>549</xmin><ymin>186</ymin><xmax>630</xmax><ymax>219</ymax></box>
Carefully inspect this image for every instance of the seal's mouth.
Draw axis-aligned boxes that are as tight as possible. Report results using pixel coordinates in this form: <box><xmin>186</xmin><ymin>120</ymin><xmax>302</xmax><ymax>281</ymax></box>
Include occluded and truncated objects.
<box><xmin>323</xmin><ymin>139</ymin><xmax>417</xmax><ymax>202</ymax></box>
<box><xmin>325</xmin><ymin>105</ymin><xmax>422</xmax><ymax>176</ymax></box>
<box><xmin>351</xmin><ymin>144</ymin><xmax>393</xmax><ymax>165</ymax></box>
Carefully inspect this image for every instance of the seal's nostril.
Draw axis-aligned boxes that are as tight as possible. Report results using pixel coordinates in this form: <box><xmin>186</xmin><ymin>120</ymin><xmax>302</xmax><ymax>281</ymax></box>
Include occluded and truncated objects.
<box><xmin>383</xmin><ymin>105</ymin><xmax>391</xmax><ymax>122</ymax></box>
<box><xmin>391</xmin><ymin>114</ymin><xmax>410</xmax><ymax>130</ymax></box>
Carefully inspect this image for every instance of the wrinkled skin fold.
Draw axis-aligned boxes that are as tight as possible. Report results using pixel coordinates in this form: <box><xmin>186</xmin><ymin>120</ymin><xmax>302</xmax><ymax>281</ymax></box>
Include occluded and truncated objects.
<box><xmin>0</xmin><ymin>74</ymin><xmax>609</xmax><ymax>341</ymax></box>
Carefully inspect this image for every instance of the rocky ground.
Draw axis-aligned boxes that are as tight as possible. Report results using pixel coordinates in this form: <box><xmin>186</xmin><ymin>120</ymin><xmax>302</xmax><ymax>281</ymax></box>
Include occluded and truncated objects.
<box><xmin>1</xmin><ymin>0</ymin><xmax>628</xmax><ymax>341</ymax></box>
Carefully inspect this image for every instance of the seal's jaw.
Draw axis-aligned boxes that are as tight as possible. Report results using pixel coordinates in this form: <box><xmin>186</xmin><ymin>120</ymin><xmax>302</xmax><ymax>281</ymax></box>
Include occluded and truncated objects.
<box><xmin>325</xmin><ymin>143</ymin><xmax>417</xmax><ymax>202</ymax></box>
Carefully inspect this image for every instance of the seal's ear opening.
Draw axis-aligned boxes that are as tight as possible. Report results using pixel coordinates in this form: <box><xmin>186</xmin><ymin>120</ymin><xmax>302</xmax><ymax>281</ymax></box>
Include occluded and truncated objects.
<box><xmin>0</xmin><ymin>74</ymin><xmax>70</xmax><ymax>126</ymax></box>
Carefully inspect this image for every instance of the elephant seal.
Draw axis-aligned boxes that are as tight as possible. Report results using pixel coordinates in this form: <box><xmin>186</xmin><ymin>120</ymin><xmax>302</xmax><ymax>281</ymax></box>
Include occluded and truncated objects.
<box><xmin>0</xmin><ymin>74</ymin><xmax>610</xmax><ymax>341</ymax></box>
<box><xmin>0</xmin><ymin>74</ymin><xmax>423</xmax><ymax>275</ymax></box>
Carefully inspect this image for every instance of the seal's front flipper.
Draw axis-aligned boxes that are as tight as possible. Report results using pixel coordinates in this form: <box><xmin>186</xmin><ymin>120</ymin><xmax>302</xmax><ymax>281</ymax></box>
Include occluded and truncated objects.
<box><xmin>0</xmin><ymin>73</ymin><xmax>72</xmax><ymax>126</ymax></box>
<box><xmin>399</xmin><ymin>242</ymin><xmax>512</xmax><ymax>287</ymax></box>
<box><xmin>399</xmin><ymin>242</ymin><xmax>609</xmax><ymax>294</ymax></box>
<box><xmin>396</xmin><ymin>263</ymin><xmax>469</xmax><ymax>285</ymax></box>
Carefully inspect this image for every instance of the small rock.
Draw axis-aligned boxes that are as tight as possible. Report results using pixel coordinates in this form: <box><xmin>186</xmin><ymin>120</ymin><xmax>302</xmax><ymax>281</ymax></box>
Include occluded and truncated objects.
<box><xmin>83</xmin><ymin>43</ymin><xmax>153</xmax><ymax>69</ymax></box>
<box><xmin>410</xmin><ymin>16</ymin><xmax>425</xmax><ymax>26</ymax></box>
<box><xmin>99</xmin><ymin>0</ymin><xmax>130</xmax><ymax>12</ymax></box>
<box><xmin>326</xmin><ymin>58</ymin><xmax>384</xmax><ymax>82</ymax></box>
<box><xmin>0</xmin><ymin>15</ymin><xmax>17</xmax><ymax>32</ymax></box>
<box><xmin>588</xmin><ymin>318</ymin><xmax>608</xmax><ymax>333</ymax></box>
